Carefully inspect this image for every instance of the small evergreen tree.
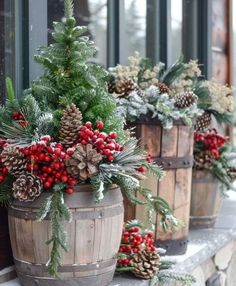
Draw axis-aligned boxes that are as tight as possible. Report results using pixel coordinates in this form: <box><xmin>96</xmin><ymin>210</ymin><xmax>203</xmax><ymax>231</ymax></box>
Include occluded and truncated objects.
<box><xmin>26</xmin><ymin>0</ymin><xmax>123</xmax><ymax>137</ymax></box>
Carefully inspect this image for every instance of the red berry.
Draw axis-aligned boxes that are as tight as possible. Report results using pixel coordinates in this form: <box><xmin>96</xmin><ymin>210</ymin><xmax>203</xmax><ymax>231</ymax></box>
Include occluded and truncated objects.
<box><xmin>60</xmin><ymin>152</ymin><xmax>66</xmax><ymax>159</ymax></box>
<box><xmin>55</xmin><ymin>172</ymin><xmax>61</xmax><ymax>178</ymax></box>
<box><xmin>44</xmin><ymin>155</ymin><xmax>51</xmax><ymax>162</ymax></box>
<box><xmin>95</xmin><ymin>138</ymin><xmax>104</xmax><ymax>145</ymax></box>
<box><xmin>0</xmin><ymin>175</ymin><xmax>4</xmax><ymax>183</ymax></box>
<box><xmin>81</xmin><ymin>139</ymin><xmax>87</xmax><ymax>145</ymax></box>
<box><xmin>96</xmin><ymin>121</ymin><xmax>104</xmax><ymax>130</ymax></box>
<box><xmin>109</xmin><ymin>132</ymin><xmax>117</xmax><ymax>139</ymax></box>
<box><xmin>106</xmin><ymin>143</ymin><xmax>115</xmax><ymax>150</ymax></box>
<box><xmin>103</xmin><ymin>149</ymin><xmax>111</xmax><ymax>156</ymax></box>
<box><xmin>66</xmin><ymin>148</ymin><xmax>74</xmax><ymax>156</ymax></box>
<box><xmin>138</xmin><ymin>166</ymin><xmax>147</xmax><ymax>173</ymax></box>
<box><xmin>99</xmin><ymin>132</ymin><xmax>108</xmax><ymax>140</ymax></box>
<box><xmin>44</xmin><ymin>181</ymin><xmax>51</xmax><ymax>189</ymax></box>
<box><xmin>61</xmin><ymin>175</ymin><xmax>68</xmax><ymax>182</ymax></box>
<box><xmin>56</xmin><ymin>143</ymin><xmax>63</xmax><ymax>150</ymax></box>
<box><xmin>107</xmin><ymin>155</ymin><xmax>114</xmax><ymax>161</ymax></box>
<box><xmin>85</xmin><ymin>122</ymin><xmax>93</xmax><ymax>129</ymax></box>
<box><xmin>54</xmin><ymin>148</ymin><xmax>61</xmax><ymax>156</ymax></box>
<box><xmin>66</xmin><ymin>188</ymin><xmax>74</xmax><ymax>194</ymax></box>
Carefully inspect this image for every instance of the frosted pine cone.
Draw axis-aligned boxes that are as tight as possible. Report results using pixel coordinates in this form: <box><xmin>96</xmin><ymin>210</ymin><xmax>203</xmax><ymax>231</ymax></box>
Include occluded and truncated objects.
<box><xmin>1</xmin><ymin>146</ymin><xmax>27</xmax><ymax>176</ymax></box>
<box><xmin>13</xmin><ymin>173</ymin><xmax>43</xmax><ymax>202</ymax></box>
<box><xmin>66</xmin><ymin>143</ymin><xmax>102</xmax><ymax>180</ymax></box>
<box><xmin>109</xmin><ymin>79</ymin><xmax>136</xmax><ymax>97</ymax></box>
<box><xmin>156</xmin><ymin>82</ymin><xmax>170</xmax><ymax>94</ymax></box>
<box><xmin>174</xmin><ymin>91</ymin><xmax>198</xmax><ymax>108</ymax></box>
<box><xmin>131</xmin><ymin>249</ymin><xmax>161</xmax><ymax>280</ymax></box>
<box><xmin>59</xmin><ymin>104</ymin><xmax>83</xmax><ymax>148</ymax></box>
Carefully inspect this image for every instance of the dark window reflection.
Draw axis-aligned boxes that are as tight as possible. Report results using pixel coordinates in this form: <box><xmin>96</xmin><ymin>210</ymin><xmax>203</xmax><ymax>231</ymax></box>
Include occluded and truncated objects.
<box><xmin>0</xmin><ymin>0</ymin><xmax>15</xmax><ymax>103</ymax></box>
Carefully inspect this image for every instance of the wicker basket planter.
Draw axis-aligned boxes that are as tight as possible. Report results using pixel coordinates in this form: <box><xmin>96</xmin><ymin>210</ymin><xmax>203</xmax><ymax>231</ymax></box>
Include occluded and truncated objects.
<box><xmin>125</xmin><ymin>117</ymin><xmax>194</xmax><ymax>255</ymax></box>
<box><xmin>8</xmin><ymin>185</ymin><xmax>124</xmax><ymax>286</ymax></box>
<box><xmin>190</xmin><ymin>170</ymin><xmax>222</xmax><ymax>229</ymax></box>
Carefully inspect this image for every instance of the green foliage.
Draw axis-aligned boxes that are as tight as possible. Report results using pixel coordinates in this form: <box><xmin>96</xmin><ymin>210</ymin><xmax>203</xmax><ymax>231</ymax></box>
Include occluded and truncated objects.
<box><xmin>150</xmin><ymin>270</ymin><xmax>196</xmax><ymax>286</ymax></box>
<box><xmin>26</xmin><ymin>1</ymin><xmax>123</xmax><ymax>138</ymax></box>
<box><xmin>209</xmin><ymin>110</ymin><xmax>233</xmax><ymax>124</ymax></box>
<box><xmin>0</xmin><ymin>177</ymin><xmax>14</xmax><ymax>207</ymax></box>
<box><xmin>64</xmin><ymin>0</ymin><xmax>74</xmax><ymax>19</ymax></box>
<box><xmin>160</xmin><ymin>55</ymin><xmax>186</xmax><ymax>86</ymax></box>
<box><xmin>36</xmin><ymin>183</ymin><xmax>72</xmax><ymax>277</ymax></box>
<box><xmin>0</xmin><ymin>94</ymin><xmax>54</xmax><ymax>145</ymax></box>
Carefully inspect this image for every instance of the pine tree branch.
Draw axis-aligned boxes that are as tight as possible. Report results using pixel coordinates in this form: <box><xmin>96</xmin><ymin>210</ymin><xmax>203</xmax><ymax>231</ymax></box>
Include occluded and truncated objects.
<box><xmin>36</xmin><ymin>183</ymin><xmax>72</xmax><ymax>277</ymax></box>
<box><xmin>64</xmin><ymin>0</ymin><xmax>74</xmax><ymax>18</ymax></box>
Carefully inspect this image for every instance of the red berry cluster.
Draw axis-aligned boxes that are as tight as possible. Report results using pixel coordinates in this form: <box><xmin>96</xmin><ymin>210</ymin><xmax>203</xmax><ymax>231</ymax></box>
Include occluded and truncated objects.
<box><xmin>21</xmin><ymin>136</ymin><xmax>77</xmax><ymax>194</ymax></box>
<box><xmin>0</xmin><ymin>139</ymin><xmax>8</xmax><ymax>183</ymax></box>
<box><xmin>77</xmin><ymin>121</ymin><xmax>123</xmax><ymax>162</ymax></box>
<box><xmin>194</xmin><ymin>129</ymin><xmax>228</xmax><ymax>159</ymax></box>
<box><xmin>117</xmin><ymin>224</ymin><xmax>156</xmax><ymax>267</ymax></box>
<box><xmin>12</xmin><ymin>112</ymin><xmax>28</xmax><ymax>128</ymax></box>
<box><xmin>146</xmin><ymin>153</ymin><xmax>154</xmax><ymax>163</ymax></box>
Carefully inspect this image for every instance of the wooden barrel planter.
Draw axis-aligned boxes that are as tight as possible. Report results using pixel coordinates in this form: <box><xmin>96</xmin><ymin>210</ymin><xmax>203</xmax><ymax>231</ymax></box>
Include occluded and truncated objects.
<box><xmin>125</xmin><ymin>118</ymin><xmax>194</xmax><ymax>255</ymax></box>
<box><xmin>190</xmin><ymin>170</ymin><xmax>222</xmax><ymax>229</ymax></box>
<box><xmin>0</xmin><ymin>207</ymin><xmax>13</xmax><ymax>271</ymax></box>
<box><xmin>8</xmin><ymin>185</ymin><xmax>124</xmax><ymax>286</ymax></box>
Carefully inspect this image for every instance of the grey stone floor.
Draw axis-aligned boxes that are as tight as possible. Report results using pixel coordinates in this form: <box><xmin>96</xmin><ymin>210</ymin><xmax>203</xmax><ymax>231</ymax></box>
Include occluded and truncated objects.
<box><xmin>2</xmin><ymin>192</ymin><xmax>236</xmax><ymax>286</ymax></box>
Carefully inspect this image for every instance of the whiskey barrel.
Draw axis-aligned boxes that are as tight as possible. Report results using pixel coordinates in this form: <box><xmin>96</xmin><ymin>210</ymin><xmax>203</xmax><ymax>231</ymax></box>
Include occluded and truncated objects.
<box><xmin>8</xmin><ymin>185</ymin><xmax>124</xmax><ymax>286</ymax></box>
<box><xmin>125</xmin><ymin>117</ymin><xmax>194</xmax><ymax>255</ymax></box>
<box><xmin>190</xmin><ymin>170</ymin><xmax>222</xmax><ymax>229</ymax></box>
<box><xmin>0</xmin><ymin>207</ymin><xmax>13</xmax><ymax>270</ymax></box>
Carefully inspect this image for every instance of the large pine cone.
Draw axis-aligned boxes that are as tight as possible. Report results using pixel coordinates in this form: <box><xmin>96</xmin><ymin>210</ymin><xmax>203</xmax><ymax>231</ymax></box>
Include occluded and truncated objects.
<box><xmin>131</xmin><ymin>250</ymin><xmax>161</xmax><ymax>280</ymax></box>
<box><xmin>59</xmin><ymin>104</ymin><xmax>83</xmax><ymax>148</ymax></box>
<box><xmin>13</xmin><ymin>173</ymin><xmax>43</xmax><ymax>202</ymax></box>
<box><xmin>109</xmin><ymin>79</ymin><xmax>136</xmax><ymax>97</ymax></box>
<box><xmin>66</xmin><ymin>143</ymin><xmax>102</xmax><ymax>180</ymax></box>
<box><xmin>194</xmin><ymin>112</ymin><xmax>211</xmax><ymax>132</ymax></box>
<box><xmin>174</xmin><ymin>91</ymin><xmax>198</xmax><ymax>108</ymax></box>
<box><xmin>1</xmin><ymin>146</ymin><xmax>27</xmax><ymax>176</ymax></box>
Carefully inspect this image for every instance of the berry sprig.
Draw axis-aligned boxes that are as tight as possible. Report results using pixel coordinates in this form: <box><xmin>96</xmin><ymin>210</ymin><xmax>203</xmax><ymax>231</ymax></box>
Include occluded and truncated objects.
<box><xmin>12</xmin><ymin>111</ymin><xmax>28</xmax><ymax>128</ymax></box>
<box><xmin>0</xmin><ymin>155</ymin><xmax>8</xmax><ymax>183</ymax></box>
<box><xmin>194</xmin><ymin>129</ymin><xmax>228</xmax><ymax>160</ymax></box>
<box><xmin>21</xmin><ymin>136</ymin><xmax>77</xmax><ymax>194</ymax></box>
<box><xmin>117</xmin><ymin>222</ymin><xmax>156</xmax><ymax>268</ymax></box>
<box><xmin>77</xmin><ymin>121</ymin><xmax>124</xmax><ymax>162</ymax></box>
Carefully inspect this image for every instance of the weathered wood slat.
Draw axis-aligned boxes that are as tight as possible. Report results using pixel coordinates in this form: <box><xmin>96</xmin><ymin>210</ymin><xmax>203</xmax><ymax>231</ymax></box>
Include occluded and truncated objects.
<box><xmin>8</xmin><ymin>186</ymin><xmax>124</xmax><ymax>286</ymax></box>
<box><xmin>190</xmin><ymin>170</ymin><xmax>222</xmax><ymax>229</ymax></box>
<box><xmin>125</xmin><ymin>120</ymin><xmax>194</xmax><ymax>255</ymax></box>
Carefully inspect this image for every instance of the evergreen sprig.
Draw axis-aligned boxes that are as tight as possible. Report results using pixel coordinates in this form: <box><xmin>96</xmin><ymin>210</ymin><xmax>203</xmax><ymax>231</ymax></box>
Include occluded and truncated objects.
<box><xmin>150</xmin><ymin>270</ymin><xmax>196</xmax><ymax>286</ymax></box>
<box><xmin>26</xmin><ymin>0</ymin><xmax>124</xmax><ymax>139</ymax></box>
<box><xmin>36</xmin><ymin>183</ymin><xmax>72</xmax><ymax>277</ymax></box>
<box><xmin>0</xmin><ymin>177</ymin><xmax>14</xmax><ymax>207</ymax></box>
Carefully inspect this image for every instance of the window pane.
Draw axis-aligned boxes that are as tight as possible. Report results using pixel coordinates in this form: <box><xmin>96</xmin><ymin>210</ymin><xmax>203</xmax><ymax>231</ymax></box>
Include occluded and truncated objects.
<box><xmin>122</xmin><ymin>0</ymin><xmax>146</xmax><ymax>63</ymax></box>
<box><xmin>0</xmin><ymin>0</ymin><xmax>16</xmax><ymax>102</ymax></box>
<box><xmin>48</xmin><ymin>0</ymin><xmax>107</xmax><ymax>66</ymax></box>
<box><xmin>171</xmin><ymin>0</ymin><xmax>183</xmax><ymax>64</ymax></box>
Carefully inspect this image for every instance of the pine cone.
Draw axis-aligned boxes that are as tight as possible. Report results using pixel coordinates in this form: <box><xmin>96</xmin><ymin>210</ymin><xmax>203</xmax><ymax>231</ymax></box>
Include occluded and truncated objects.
<box><xmin>194</xmin><ymin>151</ymin><xmax>212</xmax><ymax>169</ymax></box>
<box><xmin>108</xmin><ymin>80</ymin><xmax>117</xmax><ymax>94</ymax></box>
<box><xmin>227</xmin><ymin>167</ymin><xmax>236</xmax><ymax>182</ymax></box>
<box><xmin>156</xmin><ymin>82</ymin><xmax>170</xmax><ymax>94</ymax></box>
<box><xmin>1</xmin><ymin>146</ymin><xmax>27</xmax><ymax>176</ymax></box>
<box><xmin>174</xmin><ymin>91</ymin><xmax>198</xmax><ymax>108</ymax></box>
<box><xmin>59</xmin><ymin>104</ymin><xmax>83</xmax><ymax>148</ymax></box>
<box><xmin>66</xmin><ymin>143</ymin><xmax>102</xmax><ymax>180</ymax></box>
<box><xmin>112</xmin><ymin>79</ymin><xmax>136</xmax><ymax>97</ymax></box>
<box><xmin>194</xmin><ymin>112</ymin><xmax>211</xmax><ymax>132</ymax></box>
<box><xmin>13</xmin><ymin>173</ymin><xmax>43</xmax><ymax>202</ymax></box>
<box><xmin>131</xmin><ymin>250</ymin><xmax>161</xmax><ymax>280</ymax></box>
